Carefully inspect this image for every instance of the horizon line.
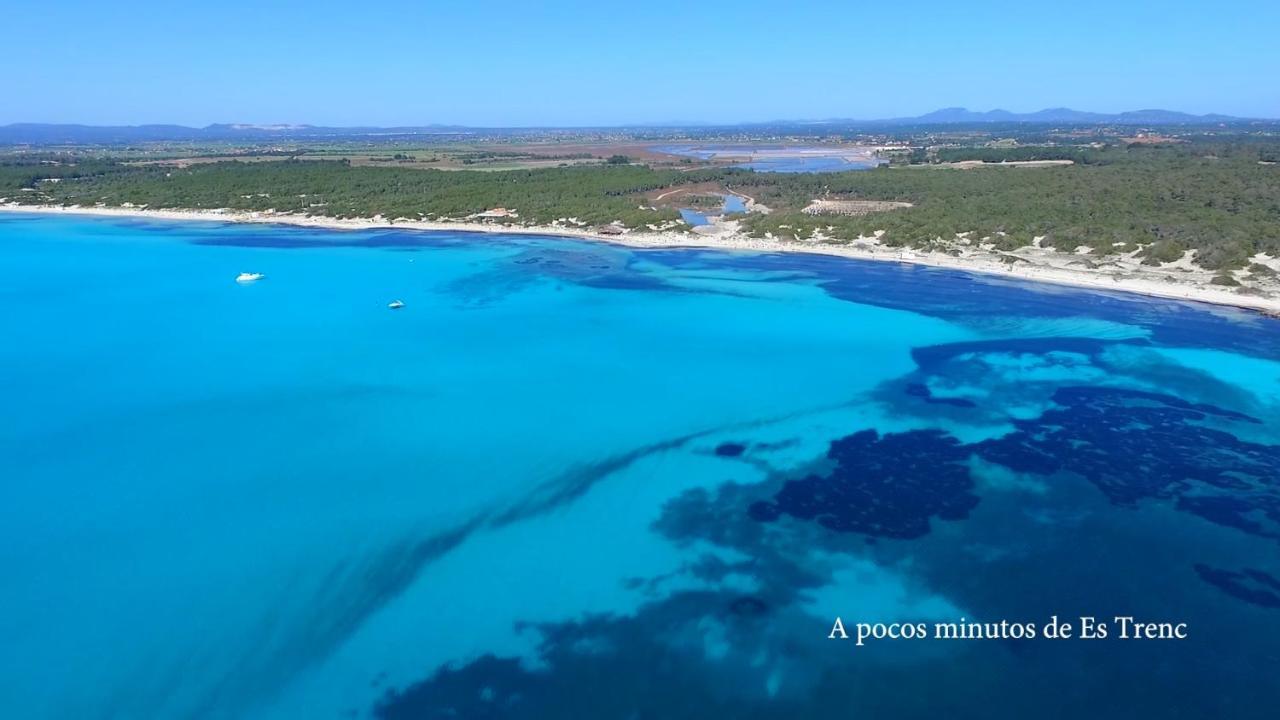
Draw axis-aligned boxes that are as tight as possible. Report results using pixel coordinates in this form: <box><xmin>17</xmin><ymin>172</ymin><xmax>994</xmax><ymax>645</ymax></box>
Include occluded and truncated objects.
<box><xmin>3</xmin><ymin>106</ymin><xmax>1277</xmax><ymax>132</ymax></box>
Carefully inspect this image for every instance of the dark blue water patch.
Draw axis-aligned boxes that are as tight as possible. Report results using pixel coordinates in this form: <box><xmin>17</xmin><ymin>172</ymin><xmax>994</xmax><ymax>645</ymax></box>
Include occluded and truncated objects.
<box><xmin>910</xmin><ymin>337</ymin><xmax>1144</xmax><ymax>372</ymax></box>
<box><xmin>727</xmin><ymin>594</ymin><xmax>770</xmax><ymax>616</ymax></box>
<box><xmin>373</xmin><ymin>591</ymin><xmax>801</xmax><ymax>720</ymax></box>
<box><xmin>377</xmin><ymin>440</ymin><xmax>1280</xmax><ymax>720</ymax></box>
<box><xmin>892</xmin><ymin>335</ymin><xmax>1269</xmax><ymax>430</ymax></box>
<box><xmin>714</xmin><ymin>442</ymin><xmax>747</xmax><ymax>457</ymax></box>
<box><xmin>443</xmin><ymin>246</ymin><xmax>716</xmax><ymax>304</ymax></box>
<box><xmin>904</xmin><ymin>382</ymin><xmax>977</xmax><ymax>408</ymax></box>
<box><xmin>1063</xmin><ymin>386</ymin><xmax>1260</xmax><ymax>424</ymax></box>
<box><xmin>449</xmin><ymin>243</ymin><xmax>803</xmax><ymax>304</ymax></box>
<box><xmin>532</xmin><ymin>247</ymin><xmax>662</xmax><ymax>287</ymax></box>
<box><xmin>889</xmin><ymin>334</ymin><xmax>1280</xmax><ymax>540</ymax></box>
<box><xmin>749</xmin><ymin>429</ymin><xmax>978</xmax><ymax>539</ymax></box>
<box><xmin>973</xmin><ymin>386</ymin><xmax>1280</xmax><ymax>537</ymax></box>
<box><xmin>188</xmin><ymin>226</ymin><xmax>472</xmax><ymax>249</ymax></box>
<box><xmin>749</xmin><ymin>383</ymin><xmax>1279</xmax><ymax>542</ymax></box>
<box><xmin>636</xmin><ymin>249</ymin><xmax>1280</xmax><ymax>360</ymax></box>
<box><xmin>873</xmin><ymin>378</ymin><xmax>993</xmax><ymax>427</ymax></box>
<box><xmin>367</xmin><ymin>494</ymin><xmax>850</xmax><ymax>719</ymax></box>
<box><xmin>1177</xmin><ymin>496</ymin><xmax>1277</xmax><ymax>537</ymax></box>
<box><xmin>505</xmin><ymin>247</ymin><xmax>630</xmax><ymax>279</ymax></box>
<box><xmin>1194</xmin><ymin>564</ymin><xmax>1280</xmax><ymax>609</ymax></box>
<box><xmin>577</xmin><ymin>272</ymin><xmax>678</xmax><ymax>293</ymax></box>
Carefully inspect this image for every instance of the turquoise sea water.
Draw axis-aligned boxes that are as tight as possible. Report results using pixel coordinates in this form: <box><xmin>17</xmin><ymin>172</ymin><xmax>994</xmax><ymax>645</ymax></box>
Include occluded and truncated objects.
<box><xmin>2</xmin><ymin>213</ymin><xmax>1279</xmax><ymax>719</ymax></box>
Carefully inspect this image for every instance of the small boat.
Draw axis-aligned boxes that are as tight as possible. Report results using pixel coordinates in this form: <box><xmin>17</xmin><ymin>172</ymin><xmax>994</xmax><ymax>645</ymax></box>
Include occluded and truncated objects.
<box><xmin>235</xmin><ymin>272</ymin><xmax>264</xmax><ymax>284</ymax></box>
<box><xmin>387</xmin><ymin>300</ymin><xmax>405</xmax><ymax>310</ymax></box>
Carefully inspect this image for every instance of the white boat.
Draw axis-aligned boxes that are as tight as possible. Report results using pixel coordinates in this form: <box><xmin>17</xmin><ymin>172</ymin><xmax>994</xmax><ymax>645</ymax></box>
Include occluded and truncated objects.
<box><xmin>235</xmin><ymin>272</ymin><xmax>264</xmax><ymax>284</ymax></box>
<box><xmin>388</xmin><ymin>300</ymin><xmax>405</xmax><ymax>309</ymax></box>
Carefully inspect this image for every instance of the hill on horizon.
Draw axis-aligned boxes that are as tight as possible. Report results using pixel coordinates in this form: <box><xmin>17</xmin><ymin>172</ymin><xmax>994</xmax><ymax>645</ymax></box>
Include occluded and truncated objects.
<box><xmin>893</xmin><ymin>107</ymin><xmax>1242</xmax><ymax>124</ymax></box>
<box><xmin>0</xmin><ymin>108</ymin><xmax>1266</xmax><ymax>143</ymax></box>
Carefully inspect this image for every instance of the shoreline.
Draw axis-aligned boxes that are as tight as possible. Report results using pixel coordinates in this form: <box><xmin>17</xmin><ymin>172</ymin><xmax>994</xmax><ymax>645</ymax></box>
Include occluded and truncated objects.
<box><xmin>3</xmin><ymin>203</ymin><xmax>1278</xmax><ymax>317</ymax></box>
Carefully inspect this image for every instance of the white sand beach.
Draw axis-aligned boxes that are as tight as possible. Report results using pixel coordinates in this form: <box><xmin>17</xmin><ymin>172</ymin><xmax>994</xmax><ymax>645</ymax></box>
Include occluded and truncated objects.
<box><xmin>4</xmin><ymin>203</ymin><xmax>1279</xmax><ymax>316</ymax></box>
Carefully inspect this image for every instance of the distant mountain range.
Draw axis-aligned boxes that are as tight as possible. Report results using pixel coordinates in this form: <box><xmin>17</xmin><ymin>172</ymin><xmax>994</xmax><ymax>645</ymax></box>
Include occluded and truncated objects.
<box><xmin>0</xmin><ymin>122</ymin><xmax>480</xmax><ymax>144</ymax></box>
<box><xmin>888</xmin><ymin>107</ymin><xmax>1243</xmax><ymax>125</ymax></box>
<box><xmin>0</xmin><ymin>108</ymin><xmax>1264</xmax><ymax>144</ymax></box>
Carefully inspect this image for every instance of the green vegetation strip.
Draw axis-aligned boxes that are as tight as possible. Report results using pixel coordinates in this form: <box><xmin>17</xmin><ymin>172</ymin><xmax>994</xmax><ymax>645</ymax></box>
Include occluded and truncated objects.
<box><xmin>4</xmin><ymin>140</ymin><xmax>1278</xmax><ymax>270</ymax></box>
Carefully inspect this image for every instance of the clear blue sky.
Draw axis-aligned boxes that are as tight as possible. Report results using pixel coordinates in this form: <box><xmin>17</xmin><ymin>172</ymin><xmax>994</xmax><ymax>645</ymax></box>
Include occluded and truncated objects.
<box><xmin>6</xmin><ymin>0</ymin><xmax>1278</xmax><ymax>126</ymax></box>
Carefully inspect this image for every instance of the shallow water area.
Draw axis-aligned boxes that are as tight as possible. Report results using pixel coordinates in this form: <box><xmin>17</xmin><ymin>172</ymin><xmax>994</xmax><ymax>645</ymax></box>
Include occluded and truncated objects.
<box><xmin>1</xmin><ymin>213</ymin><xmax>1278</xmax><ymax>720</ymax></box>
